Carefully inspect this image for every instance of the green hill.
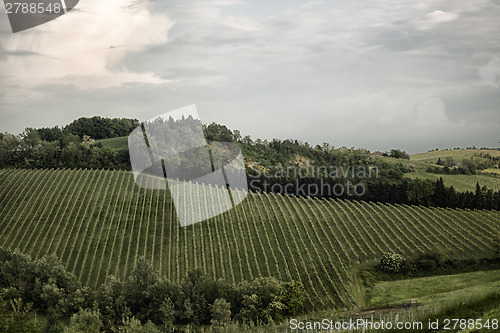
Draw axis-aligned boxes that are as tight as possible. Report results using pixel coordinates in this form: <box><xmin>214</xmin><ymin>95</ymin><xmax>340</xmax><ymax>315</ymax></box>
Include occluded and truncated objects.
<box><xmin>0</xmin><ymin>168</ymin><xmax>498</xmax><ymax>311</ymax></box>
<box><xmin>369</xmin><ymin>269</ymin><xmax>500</xmax><ymax>307</ymax></box>
<box><xmin>411</xmin><ymin>149</ymin><xmax>500</xmax><ymax>163</ymax></box>
<box><xmin>409</xmin><ymin>149</ymin><xmax>500</xmax><ymax>192</ymax></box>
<box><xmin>98</xmin><ymin>136</ymin><xmax>129</xmax><ymax>150</ymax></box>
<box><xmin>405</xmin><ymin>172</ymin><xmax>500</xmax><ymax>193</ymax></box>
<box><xmin>369</xmin><ymin>149</ymin><xmax>500</xmax><ymax>192</ymax></box>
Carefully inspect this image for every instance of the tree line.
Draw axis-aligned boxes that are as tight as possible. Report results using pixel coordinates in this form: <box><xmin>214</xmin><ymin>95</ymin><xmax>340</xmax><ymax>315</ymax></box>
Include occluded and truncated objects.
<box><xmin>205</xmin><ymin>124</ymin><xmax>500</xmax><ymax>210</ymax></box>
<box><xmin>0</xmin><ymin>116</ymin><xmax>136</xmax><ymax>170</ymax></box>
<box><xmin>426</xmin><ymin>155</ymin><xmax>499</xmax><ymax>175</ymax></box>
<box><xmin>0</xmin><ymin>246</ymin><xmax>304</xmax><ymax>332</ymax></box>
<box><xmin>1</xmin><ymin>117</ymin><xmax>499</xmax><ymax>210</ymax></box>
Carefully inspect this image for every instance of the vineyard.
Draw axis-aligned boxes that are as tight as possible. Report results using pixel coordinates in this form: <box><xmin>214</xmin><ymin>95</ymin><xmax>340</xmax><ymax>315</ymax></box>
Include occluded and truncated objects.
<box><xmin>0</xmin><ymin>168</ymin><xmax>499</xmax><ymax>310</ymax></box>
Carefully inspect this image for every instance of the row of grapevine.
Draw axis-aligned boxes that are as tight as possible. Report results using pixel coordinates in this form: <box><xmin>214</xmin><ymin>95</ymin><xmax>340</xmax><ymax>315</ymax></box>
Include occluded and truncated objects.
<box><xmin>0</xmin><ymin>169</ymin><xmax>499</xmax><ymax>310</ymax></box>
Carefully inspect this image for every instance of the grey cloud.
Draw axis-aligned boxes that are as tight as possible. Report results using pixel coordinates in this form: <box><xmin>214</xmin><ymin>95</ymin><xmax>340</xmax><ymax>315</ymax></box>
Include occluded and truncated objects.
<box><xmin>1</xmin><ymin>0</ymin><xmax>500</xmax><ymax>154</ymax></box>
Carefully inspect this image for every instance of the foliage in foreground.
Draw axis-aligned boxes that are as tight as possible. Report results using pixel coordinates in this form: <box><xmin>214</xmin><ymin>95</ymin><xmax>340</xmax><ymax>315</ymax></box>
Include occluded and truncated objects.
<box><xmin>372</xmin><ymin>291</ymin><xmax>500</xmax><ymax>333</ymax></box>
<box><xmin>0</xmin><ymin>247</ymin><xmax>305</xmax><ymax>332</ymax></box>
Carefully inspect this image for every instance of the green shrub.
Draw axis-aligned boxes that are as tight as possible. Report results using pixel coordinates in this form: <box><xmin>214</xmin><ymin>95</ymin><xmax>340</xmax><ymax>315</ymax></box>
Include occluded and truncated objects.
<box><xmin>64</xmin><ymin>308</ymin><xmax>102</xmax><ymax>333</ymax></box>
<box><xmin>211</xmin><ymin>298</ymin><xmax>231</xmax><ymax>327</ymax></box>
<box><xmin>416</xmin><ymin>259</ymin><xmax>437</xmax><ymax>272</ymax></box>
<box><xmin>361</xmin><ymin>270</ymin><xmax>376</xmax><ymax>288</ymax></box>
<box><xmin>380</xmin><ymin>252</ymin><xmax>405</xmax><ymax>274</ymax></box>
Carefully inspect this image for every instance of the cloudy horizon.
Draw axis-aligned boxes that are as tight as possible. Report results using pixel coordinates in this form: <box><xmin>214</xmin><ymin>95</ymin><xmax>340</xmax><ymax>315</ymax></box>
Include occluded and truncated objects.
<box><xmin>1</xmin><ymin>0</ymin><xmax>499</xmax><ymax>154</ymax></box>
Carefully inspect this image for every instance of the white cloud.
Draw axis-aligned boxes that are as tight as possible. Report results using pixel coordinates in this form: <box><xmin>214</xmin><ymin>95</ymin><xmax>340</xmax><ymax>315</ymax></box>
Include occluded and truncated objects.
<box><xmin>0</xmin><ymin>0</ymin><xmax>172</xmax><ymax>88</ymax></box>
<box><xmin>414</xmin><ymin>96</ymin><xmax>450</xmax><ymax>126</ymax></box>
<box><xmin>165</xmin><ymin>0</ymin><xmax>241</xmax><ymax>23</ymax></box>
<box><xmin>478</xmin><ymin>56</ymin><xmax>500</xmax><ymax>87</ymax></box>
<box><xmin>411</xmin><ymin>10</ymin><xmax>460</xmax><ymax>31</ymax></box>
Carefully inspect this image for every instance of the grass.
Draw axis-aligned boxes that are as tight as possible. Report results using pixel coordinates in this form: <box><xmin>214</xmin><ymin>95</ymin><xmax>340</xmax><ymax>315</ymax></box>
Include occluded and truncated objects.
<box><xmin>411</xmin><ymin>149</ymin><xmax>500</xmax><ymax>163</ymax></box>
<box><xmin>372</xmin><ymin>155</ymin><xmax>430</xmax><ymax>172</ymax></box>
<box><xmin>373</xmin><ymin>291</ymin><xmax>500</xmax><ymax>333</ymax></box>
<box><xmin>97</xmin><ymin>136</ymin><xmax>128</xmax><ymax>150</ymax></box>
<box><xmin>404</xmin><ymin>171</ymin><xmax>500</xmax><ymax>192</ymax></box>
<box><xmin>483</xmin><ymin>168</ymin><xmax>500</xmax><ymax>175</ymax></box>
<box><xmin>349</xmin><ymin>261</ymin><xmax>375</xmax><ymax>307</ymax></box>
<box><xmin>270</xmin><ymin>269</ymin><xmax>500</xmax><ymax>332</ymax></box>
<box><xmin>373</xmin><ymin>149</ymin><xmax>500</xmax><ymax>192</ymax></box>
<box><xmin>369</xmin><ymin>269</ymin><xmax>500</xmax><ymax>306</ymax></box>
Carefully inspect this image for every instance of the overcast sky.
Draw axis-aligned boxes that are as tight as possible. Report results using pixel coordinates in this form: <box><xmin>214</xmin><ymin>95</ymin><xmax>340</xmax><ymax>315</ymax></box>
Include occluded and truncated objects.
<box><xmin>1</xmin><ymin>0</ymin><xmax>499</xmax><ymax>153</ymax></box>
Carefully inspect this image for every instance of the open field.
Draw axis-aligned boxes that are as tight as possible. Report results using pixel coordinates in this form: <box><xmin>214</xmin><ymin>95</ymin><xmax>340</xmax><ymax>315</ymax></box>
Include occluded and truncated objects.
<box><xmin>484</xmin><ymin>168</ymin><xmax>500</xmax><ymax>175</ymax></box>
<box><xmin>374</xmin><ymin>155</ymin><xmax>500</xmax><ymax>192</ymax></box>
<box><xmin>411</xmin><ymin>149</ymin><xmax>500</xmax><ymax>164</ymax></box>
<box><xmin>405</xmin><ymin>171</ymin><xmax>500</xmax><ymax>193</ymax></box>
<box><xmin>276</xmin><ymin>269</ymin><xmax>500</xmax><ymax>330</ymax></box>
<box><xmin>98</xmin><ymin>136</ymin><xmax>129</xmax><ymax>150</ymax></box>
<box><xmin>369</xmin><ymin>269</ymin><xmax>500</xmax><ymax>306</ymax></box>
<box><xmin>373</xmin><ymin>150</ymin><xmax>500</xmax><ymax>192</ymax></box>
<box><xmin>0</xmin><ymin>168</ymin><xmax>499</xmax><ymax>311</ymax></box>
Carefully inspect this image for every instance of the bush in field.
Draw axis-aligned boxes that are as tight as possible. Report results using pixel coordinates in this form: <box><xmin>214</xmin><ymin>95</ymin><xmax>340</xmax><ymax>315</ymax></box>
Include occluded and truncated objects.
<box><xmin>413</xmin><ymin>248</ymin><xmax>446</xmax><ymax>273</ymax></box>
<box><xmin>405</xmin><ymin>164</ymin><xmax>416</xmax><ymax>173</ymax></box>
<box><xmin>65</xmin><ymin>308</ymin><xmax>102</xmax><ymax>333</ymax></box>
<box><xmin>389</xmin><ymin>149</ymin><xmax>410</xmax><ymax>160</ymax></box>
<box><xmin>416</xmin><ymin>259</ymin><xmax>437</xmax><ymax>272</ymax></box>
<box><xmin>380</xmin><ymin>252</ymin><xmax>405</xmax><ymax>274</ymax></box>
<box><xmin>211</xmin><ymin>298</ymin><xmax>231</xmax><ymax>327</ymax></box>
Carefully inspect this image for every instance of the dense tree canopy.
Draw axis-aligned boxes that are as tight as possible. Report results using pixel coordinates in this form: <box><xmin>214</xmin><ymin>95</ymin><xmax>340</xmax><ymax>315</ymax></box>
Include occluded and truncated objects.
<box><xmin>65</xmin><ymin>117</ymin><xmax>140</xmax><ymax>140</ymax></box>
<box><xmin>0</xmin><ymin>247</ymin><xmax>304</xmax><ymax>331</ymax></box>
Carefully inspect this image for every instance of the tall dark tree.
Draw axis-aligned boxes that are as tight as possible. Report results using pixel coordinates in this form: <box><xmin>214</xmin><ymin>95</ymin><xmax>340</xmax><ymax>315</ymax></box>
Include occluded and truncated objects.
<box><xmin>475</xmin><ymin>182</ymin><xmax>485</xmax><ymax>209</ymax></box>
<box><xmin>433</xmin><ymin>178</ymin><xmax>448</xmax><ymax>207</ymax></box>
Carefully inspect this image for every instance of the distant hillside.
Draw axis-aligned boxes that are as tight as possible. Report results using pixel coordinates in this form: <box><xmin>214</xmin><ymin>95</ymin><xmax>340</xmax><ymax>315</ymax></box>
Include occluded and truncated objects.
<box><xmin>3</xmin><ymin>117</ymin><xmax>500</xmax><ymax>209</ymax></box>
<box><xmin>370</xmin><ymin>149</ymin><xmax>500</xmax><ymax>193</ymax></box>
<box><xmin>98</xmin><ymin>137</ymin><xmax>500</xmax><ymax>204</ymax></box>
<box><xmin>412</xmin><ymin>149</ymin><xmax>500</xmax><ymax>163</ymax></box>
<box><xmin>97</xmin><ymin>136</ymin><xmax>500</xmax><ymax>193</ymax></box>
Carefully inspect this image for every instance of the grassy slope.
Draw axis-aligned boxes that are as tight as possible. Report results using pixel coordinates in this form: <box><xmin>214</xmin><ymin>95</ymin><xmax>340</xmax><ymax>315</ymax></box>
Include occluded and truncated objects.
<box><xmin>373</xmin><ymin>150</ymin><xmax>500</xmax><ymax>192</ymax></box>
<box><xmin>365</xmin><ymin>274</ymin><xmax>500</xmax><ymax>333</ymax></box>
<box><xmin>410</xmin><ymin>149</ymin><xmax>500</xmax><ymax>192</ymax></box>
<box><xmin>272</xmin><ymin>270</ymin><xmax>500</xmax><ymax>332</ymax></box>
<box><xmin>369</xmin><ymin>270</ymin><xmax>500</xmax><ymax>306</ymax></box>
<box><xmin>405</xmin><ymin>172</ymin><xmax>500</xmax><ymax>192</ymax></box>
<box><xmin>98</xmin><ymin>136</ymin><xmax>128</xmax><ymax>150</ymax></box>
<box><xmin>411</xmin><ymin>149</ymin><xmax>500</xmax><ymax>163</ymax></box>
<box><xmin>484</xmin><ymin>168</ymin><xmax>500</xmax><ymax>175</ymax></box>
